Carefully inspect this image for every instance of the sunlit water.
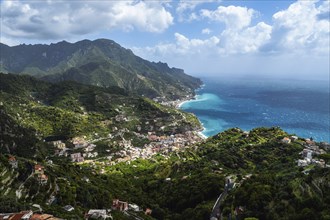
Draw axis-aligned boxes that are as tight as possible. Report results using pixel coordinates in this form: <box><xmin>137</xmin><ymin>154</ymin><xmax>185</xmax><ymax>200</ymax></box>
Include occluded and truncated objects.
<box><xmin>180</xmin><ymin>77</ymin><xmax>330</xmax><ymax>142</ymax></box>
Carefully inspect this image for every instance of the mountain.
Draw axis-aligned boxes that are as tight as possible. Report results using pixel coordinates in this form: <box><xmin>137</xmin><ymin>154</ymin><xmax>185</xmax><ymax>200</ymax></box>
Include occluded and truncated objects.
<box><xmin>0</xmin><ymin>39</ymin><xmax>202</xmax><ymax>100</ymax></box>
<box><xmin>0</xmin><ymin>73</ymin><xmax>201</xmax><ymax>157</ymax></box>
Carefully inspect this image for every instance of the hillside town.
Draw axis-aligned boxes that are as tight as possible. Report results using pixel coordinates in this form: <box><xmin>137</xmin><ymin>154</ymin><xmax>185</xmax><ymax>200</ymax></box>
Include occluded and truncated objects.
<box><xmin>279</xmin><ymin>136</ymin><xmax>330</xmax><ymax>170</ymax></box>
<box><xmin>296</xmin><ymin>138</ymin><xmax>330</xmax><ymax>170</ymax></box>
<box><xmin>49</xmin><ymin>129</ymin><xmax>204</xmax><ymax>168</ymax></box>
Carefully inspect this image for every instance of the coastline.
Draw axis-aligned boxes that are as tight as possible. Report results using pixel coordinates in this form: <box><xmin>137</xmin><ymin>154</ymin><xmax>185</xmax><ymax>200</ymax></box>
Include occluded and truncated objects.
<box><xmin>175</xmin><ymin>90</ymin><xmax>208</xmax><ymax>140</ymax></box>
<box><xmin>175</xmin><ymin>83</ymin><xmax>205</xmax><ymax>108</ymax></box>
<box><xmin>197</xmin><ymin>130</ymin><xmax>208</xmax><ymax>139</ymax></box>
<box><xmin>176</xmin><ymin>96</ymin><xmax>196</xmax><ymax>108</ymax></box>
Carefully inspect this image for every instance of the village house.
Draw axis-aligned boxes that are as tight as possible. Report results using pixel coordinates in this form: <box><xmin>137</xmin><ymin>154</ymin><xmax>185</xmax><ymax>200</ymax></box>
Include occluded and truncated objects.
<box><xmin>63</xmin><ymin>205</ymin><xmax>74</xmax><ymax>212</ymax></box>
<box><xmin>128</xmin><ymin>204</ymin><xmax>140</xmax><ymax>212</ymax></box>
<box><xmin>34</xmin><ymin>164</ymin><xmax>44</xmax><ymax>175</ymax></box>
<box><xmin>84</xmin><ymin>144</ymin><xmax>96</xmax><ymax>152</ymax></box>
<box><xmin>0</xmin><ymin>210</ymin><xmax>33</xmax><ymax>220</ymax></box>
<box><xmin>145</xmin><ymin>208</ymin><xmax>152</xmax><ymax>215</ymax></box>
<box><xmin>39</xmin><ymin>174</ymin><xmax>48</xmax><ymax>185</ymax></box>
<box><xmin>298</xmin><ymin>159</ymin><xmax>309</xmax><ymax>167</ymax></box>
<box><xmin>305</xmin><ymin>139</ymin><xmax>315</xmax><ymax>146</ymax></box>
<box><xmin>8</xmin><ymin>155</ymin><xmax>18</xmax><ymax>169</ymax></box>
<box><xmin>115</xmin><ymin>115</ymin><xmax>128</xmax><ymax>122</ymax></box>
<box><xmin>33</xmin><ymin>165</ymin><xmax>48</xmax><ymax>185</ymax></box>
<box><xmin>50</xmin><ymin>141</ymin><xmax>66</xmax><ymax>150</ymax></box>
<box><xmin>148</xmin><ymin>134</ymin><xmax>159</xmax><ymax>141</ymax></box>
<box><xmin>112</xmin><ymin>199</ymin><xmax>128</xmax><ymax>211</ymax></box>
<box><xmin>72</xmin><ymin>137</ymin><xmax>88</xmax><ymax>149</ymax></box>
<box><xmin>281</xmin><ymin>137</ymin><xmax>291</xmax><ymax>144</ymax></box>
<box><xmin>30</xmin><ymin>213</ymin><xmax>62</xmax><ymax>220</ymax></box>
<box><xmin>85</xmin><ymin>210</ymin><xmax>111</xmax><ymax>220</ymax></box>
<box><xmin>290</xmin><ymin>136</ymin><xmax>299</xmax><ymax>141</ymax></box>
<box><xmin>70</xmin><ymin>153</ymin><xmax>84</xmax><ymax>162</ymax></box>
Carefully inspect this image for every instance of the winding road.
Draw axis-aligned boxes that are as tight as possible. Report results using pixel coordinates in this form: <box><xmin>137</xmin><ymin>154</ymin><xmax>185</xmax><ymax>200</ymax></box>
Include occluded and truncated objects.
<box><xmin>210</xmin><ymin>178</ymin><xmax>232</xmax><ymax>220</ymax></box>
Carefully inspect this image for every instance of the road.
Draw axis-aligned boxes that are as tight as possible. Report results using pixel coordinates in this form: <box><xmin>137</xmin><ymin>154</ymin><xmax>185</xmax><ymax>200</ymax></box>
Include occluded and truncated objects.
<box><xmin>124</xmin><ymin>211</ymin><xmax>144</xmax><ymax>220</ymax></box>
<box><xmin>210</xmin><ymin>179</ymin><xmax>232</xmax><ymax>220</ymax></box>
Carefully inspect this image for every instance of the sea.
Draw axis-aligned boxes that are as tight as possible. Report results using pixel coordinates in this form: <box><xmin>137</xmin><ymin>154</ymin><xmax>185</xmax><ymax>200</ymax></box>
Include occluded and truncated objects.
<box><xmin>180</xmin><ymin>76</ymin><xmax>330</xmax><ymax>142</ymax></box>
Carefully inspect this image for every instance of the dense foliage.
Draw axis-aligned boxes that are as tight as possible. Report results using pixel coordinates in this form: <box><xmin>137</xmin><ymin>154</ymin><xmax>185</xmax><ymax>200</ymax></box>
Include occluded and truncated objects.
<box><xmin>0</xmin><ymin>73</ymin><xmax>201</xmax><ymax>156</ymax></box>
<box><xmin>1</xmin><ymin>121</ymin><xmax>329</xmax><ymax>219</ymax></box>
<box><xmin>0</xmin><ymin>74</ymin><xmax>329</xmax><ymax>220</ymax></box>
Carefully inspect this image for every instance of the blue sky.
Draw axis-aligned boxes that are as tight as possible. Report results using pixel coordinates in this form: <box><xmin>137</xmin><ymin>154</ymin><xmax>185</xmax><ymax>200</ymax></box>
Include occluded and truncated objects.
<box><xmin>0</xmin><ymin>0</ymin><xmax>329</xmax><ymax>79</ymax></box>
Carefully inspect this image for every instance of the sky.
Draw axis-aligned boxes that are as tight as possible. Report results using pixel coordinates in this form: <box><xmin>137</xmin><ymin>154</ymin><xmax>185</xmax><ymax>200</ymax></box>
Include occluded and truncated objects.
<box><xmin>0</xmin><ymin>0</ymin><xmax>329</xmax><ymax>79</ymax></box>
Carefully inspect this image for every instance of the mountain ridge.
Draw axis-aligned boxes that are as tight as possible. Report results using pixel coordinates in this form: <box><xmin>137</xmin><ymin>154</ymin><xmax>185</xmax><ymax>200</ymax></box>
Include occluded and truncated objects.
<box><xmin>0</xmin><ymin>39</ymin><xmax>202</xmax><ymax>100</ymax></box>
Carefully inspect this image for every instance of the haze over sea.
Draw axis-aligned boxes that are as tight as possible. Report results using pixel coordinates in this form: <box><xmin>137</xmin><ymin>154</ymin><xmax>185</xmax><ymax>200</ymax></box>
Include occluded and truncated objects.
<box><xmin>180</xmin><ymin>76</ymin><xmax>330</xmax><ymax>142</ymax></box>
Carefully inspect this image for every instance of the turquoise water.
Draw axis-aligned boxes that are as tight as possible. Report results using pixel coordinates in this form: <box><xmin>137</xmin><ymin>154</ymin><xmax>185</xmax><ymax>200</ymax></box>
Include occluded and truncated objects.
<box><xmin>180</xmin><ymin>77</ymin><xmax>330</xmax><ymax>142</ymax></box>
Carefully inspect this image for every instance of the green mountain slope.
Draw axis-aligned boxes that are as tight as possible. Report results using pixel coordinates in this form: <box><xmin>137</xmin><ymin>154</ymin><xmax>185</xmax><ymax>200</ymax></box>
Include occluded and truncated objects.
<box><xmin>0</xmin><ymin>39</ymin><xmax>202</xmax><ymax>99</ymax></box>
<box><xmin>1</xmin><ymin>121</ymin><xmax>329</xmax><ymax>219</ymax></box>
<box><xmin>0</xmin><ymin>73</ymin><xmax>201</xmax><ymax>157</ymax></box>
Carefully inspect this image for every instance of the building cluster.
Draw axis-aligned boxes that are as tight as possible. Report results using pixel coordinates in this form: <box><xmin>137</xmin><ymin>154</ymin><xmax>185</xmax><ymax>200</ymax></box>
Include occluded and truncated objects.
<box><xmin>0</xmin><ymin>211</ymin><xmax>61</xmax><ymax>220</ymax></box>
<box><xmin>8</xmin><ymin>155</ymin><xmax>18</xmax><ymax>169</ymax></box>
<box><xmin>110</xmin><ymin>131</ymin><xmax>202</xmax><ymax>164</ymax></box>
<box><xmin>70</xmin><ymin>153</ymin><xmax>84</xmax><ymax>163</ymax></box>
<box><xmin>154</xmin><ymin>95</ymin><xmax>194</xmax><ymax>108</ymax></box>
<box><xmin>50</xmin><ymin>139</ymin><xmax>99</xmax><ymax>163</ymax></box>
<box><xmin>112</xmin><ymin>199</ymin><xmax>152</xmax><ymax>216</ymax></box>
<box><xmin>50</xmin><ymin>129</ymin><xmax>203</xmax><ymax>169</ymax></box>
<box><xmin>85</xmin><ymin>210</ymin><xmax>112</xmax><ymax>220</ymax></box>
<box><xmin>34</xmin><ymin>164</ymin><xmax>48</xmax><ymax>185</ymax></box>
<box><xmin>296</xmin><ymin>138</ymin><xmax>329</xmax><ymax>168</ymax></box>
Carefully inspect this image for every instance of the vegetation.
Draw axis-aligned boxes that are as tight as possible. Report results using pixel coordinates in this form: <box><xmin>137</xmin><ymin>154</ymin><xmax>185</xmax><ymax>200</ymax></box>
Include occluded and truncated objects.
<box><xmin>1</xmin><ymin>118</ymin><xmax>329</xmax><ymax>219</ymax></box>
<box><xmin>0</xmin><ymin>68</ymin><xmax>329</xmax><ymax>219</ymax></box>
<box><xmin>0</xmin><ymin>73</ymin><xmax>201</xmax><ymax>157</ymax></box>
<box><xmin>0</xmin><ymin>39</ymin><xmax>202</xmax><ymax>99</ymax></box>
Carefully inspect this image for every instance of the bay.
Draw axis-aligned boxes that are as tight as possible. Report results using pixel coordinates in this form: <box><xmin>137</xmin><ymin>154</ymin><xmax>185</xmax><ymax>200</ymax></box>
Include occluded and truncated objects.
<box><xmin>180</xmin><ymin>76</ymin><xmax>330</xmax><ymax>142</ymax></box>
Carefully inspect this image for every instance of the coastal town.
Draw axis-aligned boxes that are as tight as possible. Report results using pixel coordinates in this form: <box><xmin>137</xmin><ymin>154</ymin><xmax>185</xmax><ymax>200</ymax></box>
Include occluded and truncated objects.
<box><xmin>50</xmin><ymin>129</ymin><xmax>204</xmax><ymax>167</ymax></box>
<box><xmin>279</xmin><ymin>136</ymin><xmax>330</xmax><ymax>170</ymax></box>
<box><xmin>3</xmin><ymin>130</ymin><xmax>330</xmax><ymax>220</ymax></box>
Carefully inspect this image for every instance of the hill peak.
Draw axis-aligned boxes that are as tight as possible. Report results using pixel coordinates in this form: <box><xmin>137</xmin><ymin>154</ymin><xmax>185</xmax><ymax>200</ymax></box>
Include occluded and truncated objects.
<box><xmin>0</xmin><ymin>38</ymin><xmax>202</xmax><ymax>100</ymax></box>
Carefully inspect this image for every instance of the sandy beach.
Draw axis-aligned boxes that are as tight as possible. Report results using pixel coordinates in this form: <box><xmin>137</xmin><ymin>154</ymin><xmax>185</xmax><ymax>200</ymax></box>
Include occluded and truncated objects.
<box><xmin>176</xmin><ymin>96</ymin><xmax>208</xmax><ymax>140</ymax></box>
<box><xmin>175</xmin><ymin>95</ymin><xmax>197</xmax><ymax>109</ymax></box>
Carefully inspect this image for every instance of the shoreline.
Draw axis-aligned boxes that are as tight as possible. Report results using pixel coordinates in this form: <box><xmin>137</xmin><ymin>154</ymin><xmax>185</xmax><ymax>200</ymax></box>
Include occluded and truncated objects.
<box><xmin>175</xmin><ymin>90</ymin><xmax>208</xmax><ymax>140</ymax></box>
<box><xmin>176</xmin><ymin>97</ymin><xmax>195</xmax><ymax>108</ymax></box>
<box><xmin>197</xmin><ymin>131</ymin><xmax>208</xmax><ymax>139</ymax></box>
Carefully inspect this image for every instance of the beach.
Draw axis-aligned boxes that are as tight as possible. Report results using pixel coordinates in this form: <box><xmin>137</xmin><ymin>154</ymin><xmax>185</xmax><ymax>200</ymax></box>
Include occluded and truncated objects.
<box><xmin>176</xmin><ymin>95</ymin><xmax>208</xmax><ymax>139</ymax></box>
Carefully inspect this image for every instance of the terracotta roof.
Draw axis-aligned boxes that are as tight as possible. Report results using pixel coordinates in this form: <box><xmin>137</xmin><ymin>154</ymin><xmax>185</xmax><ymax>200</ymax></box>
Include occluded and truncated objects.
<box><xmin>34</xmin><ymin>164</ymin><xmax>44</xmax><ymax>170</ymax></box>
<box><xmin>40</xmin><ymin>174</ymin><xmax>48</xmax><ymax>179</ymax></box>
<box><xmin>8</xmin><ymin>156</ymin><xmax>16</xmax><ymax>161</ymax></box>
<box><xmin>30</xmin><ymin>214</ymin><xmax>55</xmax><ymax>220</ymax></box>
<box><xmin>9</xmin><ymin>213</ymin><xmax>25</xmax><ymax>220</ymax></box>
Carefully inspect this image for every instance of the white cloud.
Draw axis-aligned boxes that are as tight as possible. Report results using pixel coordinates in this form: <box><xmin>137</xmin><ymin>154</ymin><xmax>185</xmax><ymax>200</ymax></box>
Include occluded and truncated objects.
<box><xmin>133</xmin><ymin>33</ymin><xmax>220</xmax><ymax>60</ymax></box>
<box><xmin>176</xmin><ymin>0</ymin><xmax>220</xmax><ymax>22</ymax></box>
<box><xmin>202</xmin><ymin>28</ymin><xmax>212</xmax><ymax>35</ymax></box>
<box><xmin>199</xmin><ymin>5</ymin><xmax>272</xmax><ymax>54</ymax></box>
<box><xmin>0</xmin><ymin>0</ymin><xmax>173</xmax><ymax>42</ymax></box>
<box><xmin>197</xmin><ymin>5</ymin><xmax>272</xmax><ymax>54</ymax></box>
<box><xmin>133</xmin><ymin>1</ymin><xmax>328</xmax><ymax>78</ymax></box>
<box><xmin>174</xmin><ymin>33</ymin><xmax>220</xmax><ymax>54</ymax></box>
<box><xmin>0</xmin><ymin>36</ymin><xmax>20</xmax><ymax>46</ymax></box>
<box><xmin>267</xmin><ymin>0</ymin><xmax>330</xmax><ymax>55</ymax></box>
<box><xmin>201</xmin><ymin>5</ymin><xmax>255</xmax><ymax>30</ymax></box>
<box><xmin>134</xmin><ymin>5</ymin><xmax>272</xmax><ymax>58</ymax></box>
<box><xmin>219</xmin><ymin>22</ymin><xmax>272</xmax><ymax>54</ymax></box>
